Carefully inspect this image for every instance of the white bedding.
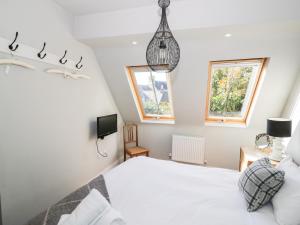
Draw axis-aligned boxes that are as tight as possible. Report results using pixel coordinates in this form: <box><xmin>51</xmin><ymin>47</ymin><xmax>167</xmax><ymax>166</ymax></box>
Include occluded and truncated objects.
<box><xmin>104</xmin><ymin>157</ymin><xmax>278</xmax><ymax>225</ymax></box>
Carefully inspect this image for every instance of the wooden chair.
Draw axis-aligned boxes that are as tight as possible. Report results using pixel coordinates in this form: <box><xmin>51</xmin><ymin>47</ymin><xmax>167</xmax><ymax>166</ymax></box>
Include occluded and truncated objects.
<box><xmin>123</xmin><ymin>123</ymin><xmax>150</xmax><ymax>161</ymax></box>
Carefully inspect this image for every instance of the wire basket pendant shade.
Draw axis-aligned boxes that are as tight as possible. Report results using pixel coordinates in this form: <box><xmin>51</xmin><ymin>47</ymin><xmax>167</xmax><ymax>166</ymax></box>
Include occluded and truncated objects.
<box><xmin>146</xmin><ymin>0</ymin><xmax>180</xmax><ymax>72</ymax></box>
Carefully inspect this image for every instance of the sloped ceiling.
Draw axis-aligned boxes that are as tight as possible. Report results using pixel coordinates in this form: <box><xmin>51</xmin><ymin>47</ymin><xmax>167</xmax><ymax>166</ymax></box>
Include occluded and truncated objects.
<box><xmin>95</xmin><ymin>23</ymin><xmax>300</xmax><ymax>128</ymax></box>
<box><xmin>61</xmin><ymin>0</ymin><xmax>300</xmax><ymax>129</ymax></box>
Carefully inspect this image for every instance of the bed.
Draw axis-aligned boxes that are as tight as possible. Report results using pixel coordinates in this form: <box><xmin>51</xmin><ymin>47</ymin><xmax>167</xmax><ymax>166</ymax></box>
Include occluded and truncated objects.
<box><xmin>104</xmin><ymin>156</ymin><xmax>278</xmax><ymax>225</ymax></box>
<box><xmin>27</xmin><ymin>156</ymin><xmax>280</xmax><ymax>225</ymax></box>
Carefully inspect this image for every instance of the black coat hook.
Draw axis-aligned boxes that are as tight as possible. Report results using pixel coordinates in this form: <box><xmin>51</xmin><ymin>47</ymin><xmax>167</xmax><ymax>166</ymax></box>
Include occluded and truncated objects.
<box><xmin>76</xmin><ymin>56</ymin><xmax>83</xmax><ymax>69</ymax></box>
<box><xmin>59</xmin><ymin>50</ymin><xmax>68</xmax><ymax>64</ymax></box>
<box><xmin>37</xmin><ymin>42</ymin><xmax>47</xmax><ymax>59</ymax></box>
<box><xmin>8</xmin><ymin>32</ymin><xmax>19</xmax><ymax>51</ymax></box>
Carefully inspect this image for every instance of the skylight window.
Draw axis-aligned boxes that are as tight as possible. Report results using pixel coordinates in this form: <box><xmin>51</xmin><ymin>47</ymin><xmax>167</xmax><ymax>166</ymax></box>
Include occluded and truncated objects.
<box><xmin>205</xmin><ymin>58</ymin><xmax>268</xmax><ymax>126</ymax></box>
<box><xmin>126</xmin><ymin>66</ymin><xmax>175</xmax><ymax>123</ymax></box>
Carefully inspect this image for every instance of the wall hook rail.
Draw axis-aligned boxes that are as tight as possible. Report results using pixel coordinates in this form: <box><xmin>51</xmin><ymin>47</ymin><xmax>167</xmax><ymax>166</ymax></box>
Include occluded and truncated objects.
<box><xmin>37</xmin><ymin>42</ymin><xmax>47</xmax><ymax>59</ymax></box>
<box><xmin>59</xmin><ymin>50</ymin><xmax>68</xmax><ymax>64</ymax></box>
<box><xmin>8</xmin><ymin>32</ymin><xmax>19</xmax><ymax>51</ymax></box>
<box><xmin>75</xmin><ymin>56</ymin><xmax>83</xmax><ymax>69</ymax></box>
<box><xmin>0</xmin><ymin>35</ymin><xmax>91</xmax><ymax>79</ymax></box>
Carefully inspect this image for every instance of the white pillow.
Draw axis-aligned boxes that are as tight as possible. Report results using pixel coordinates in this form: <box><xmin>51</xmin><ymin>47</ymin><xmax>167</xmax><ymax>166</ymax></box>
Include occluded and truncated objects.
<box><xmin>58</xmin><ymin>189</ymin><xmax>126</xmax><ymax>225</ymax></box>
<box><xmin>276</xmin><ymin>156</ymin><xmax>298</xmax><ymax>170</ymax></box>
<box><xmin>90</xmin><ymin>208</ymin><xmax>126</xmax><ymax>225</ymax></box>
<box><xmin>272</xmin><ymin>157</ymin><xmax>300</xmax><ymax>225</ymax></box>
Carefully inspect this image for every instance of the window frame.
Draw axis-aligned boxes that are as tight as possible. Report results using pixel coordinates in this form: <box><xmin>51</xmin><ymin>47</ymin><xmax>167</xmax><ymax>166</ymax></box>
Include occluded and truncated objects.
<box><xmin>205</xmin><ymin>58</ymin><xmax>268</xmax><ymax>126</ymax></box>
<box><xmin>126</xmin><ymin>65</ymin><xmax>175</xmax><ymax>123</ymax></box>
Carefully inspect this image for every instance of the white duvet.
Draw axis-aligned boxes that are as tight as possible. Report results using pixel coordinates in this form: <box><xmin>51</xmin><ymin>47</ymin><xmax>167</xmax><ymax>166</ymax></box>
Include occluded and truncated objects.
<box><xmin>104</xmin><ymin>157</ymin><xmax>278</xmax><ymax>225</ymax></box>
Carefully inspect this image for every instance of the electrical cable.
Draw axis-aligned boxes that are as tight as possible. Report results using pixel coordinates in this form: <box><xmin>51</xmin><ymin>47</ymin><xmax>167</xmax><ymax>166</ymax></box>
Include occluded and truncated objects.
<box><xmin>96</xmin><ymin>138</ymin><xmax>108</xmax><ymax>157</ymax></box>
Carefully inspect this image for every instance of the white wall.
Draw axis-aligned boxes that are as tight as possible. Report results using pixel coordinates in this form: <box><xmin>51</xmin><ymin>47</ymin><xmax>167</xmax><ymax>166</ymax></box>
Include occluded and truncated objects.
<box><xmin>287</xmin><ymin>122</ymin><xmax>300</xmax><ymax>165</ymax></box>
<box><xmin>283</xmin><ymin>73</ymin><xmax>300</xmax><ymax>164</ymax></box>
<box><xmin>137</xmin><ymin>124</ymin><xmax>260</xmax><ymax>168</ymax></box>
<box><xmin>95</xmin><ymin>24</ymin><xmax>300</xmax><ymax>170</ymax></box>
<box><xmin>282</xmin><ymin>73</ymin><xmax>300</xmax><ymax>130</ymax></box>
<box><xmin>0</xmin><ymin>1</ymin><xmax>123</xmax><ymax>225</ymax></box>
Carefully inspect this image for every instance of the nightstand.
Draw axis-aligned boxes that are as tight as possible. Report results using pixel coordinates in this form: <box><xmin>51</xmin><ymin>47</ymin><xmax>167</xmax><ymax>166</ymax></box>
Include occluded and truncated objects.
<box><xmin>239</xmin><ymin>146</ymin><xmax>280</xmax><ymax>172</ymax></box>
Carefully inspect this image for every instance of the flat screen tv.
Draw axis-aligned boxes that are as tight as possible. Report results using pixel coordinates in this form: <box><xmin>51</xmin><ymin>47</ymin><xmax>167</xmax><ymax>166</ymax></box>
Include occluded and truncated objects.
<box><xmin>97</xmin><ymin>114</ymin><xmax>117</xmax><ymax>139</ymax></box>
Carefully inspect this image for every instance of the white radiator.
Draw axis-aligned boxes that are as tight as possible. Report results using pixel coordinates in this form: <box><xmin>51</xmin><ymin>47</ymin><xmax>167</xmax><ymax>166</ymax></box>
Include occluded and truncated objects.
<box><xmin>172</xmin><ymin>135</ymin><xmax>205</xmax><ymax>165</ymax></box>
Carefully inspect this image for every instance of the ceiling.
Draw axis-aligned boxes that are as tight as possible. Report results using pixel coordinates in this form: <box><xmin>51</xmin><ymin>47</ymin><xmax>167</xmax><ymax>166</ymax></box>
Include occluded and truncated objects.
<box><xmin>83</xmin><ymin>22</ymin><xmax>300</xmax><ymax>48</ymax></box>
<box><xmin>54</xmin><ymin>0</ymin><xmax>185</xmax><ymax>15</ymax></box>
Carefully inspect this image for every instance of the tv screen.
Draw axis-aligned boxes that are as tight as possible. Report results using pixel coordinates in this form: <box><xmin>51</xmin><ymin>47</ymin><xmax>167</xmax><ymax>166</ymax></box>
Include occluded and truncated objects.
<box><xmin>97</xmin><ymin>114</ymin><xmax>117</xmax><ymax>139</ymax></box>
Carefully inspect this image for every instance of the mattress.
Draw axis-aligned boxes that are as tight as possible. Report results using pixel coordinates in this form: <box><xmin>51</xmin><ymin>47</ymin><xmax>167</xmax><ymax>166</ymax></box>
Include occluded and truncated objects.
<box><xmin>104</xmin><ymin>157</ymin><xmax>278</xmax><ymax>225</ymax></box>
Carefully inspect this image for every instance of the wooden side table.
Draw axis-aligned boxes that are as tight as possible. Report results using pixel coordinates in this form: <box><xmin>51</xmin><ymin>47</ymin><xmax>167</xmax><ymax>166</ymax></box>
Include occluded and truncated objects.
<box><xmin>239</xmin><ymin>146</ymin><xmax>280</xmax><ymax>172</ymax></box>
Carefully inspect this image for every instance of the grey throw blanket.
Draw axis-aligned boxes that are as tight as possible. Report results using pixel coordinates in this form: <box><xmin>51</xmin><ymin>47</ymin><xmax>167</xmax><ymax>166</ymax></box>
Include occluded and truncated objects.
<box><xmin>26</xmin><ymin>174</ymin><xmax>110</xmax><ymax>225</ymax></box>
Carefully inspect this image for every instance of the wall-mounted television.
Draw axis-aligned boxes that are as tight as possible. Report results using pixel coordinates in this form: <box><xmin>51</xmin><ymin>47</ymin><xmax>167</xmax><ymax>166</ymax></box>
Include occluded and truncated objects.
<box><xmin>97</xmin><ymin>114</ymin><xmax>117</xmax><ymax>139</ymax></box>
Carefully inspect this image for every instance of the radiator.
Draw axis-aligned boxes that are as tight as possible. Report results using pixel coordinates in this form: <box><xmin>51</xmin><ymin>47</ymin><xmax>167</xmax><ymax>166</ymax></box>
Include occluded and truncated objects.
<box><xmin>171</xmin><ymin>135</ymin><xmax>205</xmax><ymax>165</ymax></box>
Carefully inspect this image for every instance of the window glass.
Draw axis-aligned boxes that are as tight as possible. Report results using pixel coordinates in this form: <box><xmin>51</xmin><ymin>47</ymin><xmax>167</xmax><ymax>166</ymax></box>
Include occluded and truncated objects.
<box><xmin>206</xmin><ymin>58</ymin><xmax>267</xmax><ymax>124</ymax></box>
<box><xmin>127</xmin><ymin>66</ymin><xmax>175</xmax><ymax>121</ymax></box>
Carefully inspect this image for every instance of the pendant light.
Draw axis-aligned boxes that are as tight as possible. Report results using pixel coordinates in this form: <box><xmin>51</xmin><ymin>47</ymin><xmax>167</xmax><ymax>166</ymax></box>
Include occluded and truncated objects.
<box><xmin>146</xmin><ymin>0</ymin><xmax>180</xmax><ymax>72</ymax></box>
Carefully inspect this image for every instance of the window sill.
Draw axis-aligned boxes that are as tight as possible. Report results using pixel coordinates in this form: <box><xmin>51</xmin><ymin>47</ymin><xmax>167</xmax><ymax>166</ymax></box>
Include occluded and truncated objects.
<box><xmin>141</xmin><ymin>119</ymin><xmax>175</xmax><ymax>125</ymax></box>
<box><xmin>205</xmin><ymin>121</ymin><xmax>247</xmax><ymax>128</ymax></box>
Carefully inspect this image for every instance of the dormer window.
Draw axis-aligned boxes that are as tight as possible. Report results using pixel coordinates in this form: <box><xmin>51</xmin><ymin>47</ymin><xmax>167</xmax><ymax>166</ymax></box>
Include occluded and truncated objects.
<box><xmin>205</xmin><ymin>58</ymin><xmax>268</xmax><ymax>126</ymax></box>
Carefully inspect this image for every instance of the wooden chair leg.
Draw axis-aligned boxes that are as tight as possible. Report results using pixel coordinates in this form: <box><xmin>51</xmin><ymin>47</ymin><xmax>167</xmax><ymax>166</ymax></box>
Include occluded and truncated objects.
<box><xmin>124</xmin><ymin>151</ymin><xmax>126</xmax><ymax>161</ymax></box>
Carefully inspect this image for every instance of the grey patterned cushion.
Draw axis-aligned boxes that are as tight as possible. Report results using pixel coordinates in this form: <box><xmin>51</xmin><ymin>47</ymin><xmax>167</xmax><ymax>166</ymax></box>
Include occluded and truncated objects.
<box><xmin>238</xmin><ymin>157</ymin><xmax>285</xmax><ymax>212</ymax></box>
<box><xmin>26</xmin><ymin>174</ymin><xmax>109</xmax><ymax>225</ymax></box>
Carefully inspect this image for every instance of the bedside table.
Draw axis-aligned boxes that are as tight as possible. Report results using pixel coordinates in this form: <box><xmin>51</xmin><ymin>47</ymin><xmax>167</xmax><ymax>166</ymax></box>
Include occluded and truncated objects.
<box><xmin>239</xmin><ymin>146</ymin><xmax>280</xmax><ymax>172</ymax></box>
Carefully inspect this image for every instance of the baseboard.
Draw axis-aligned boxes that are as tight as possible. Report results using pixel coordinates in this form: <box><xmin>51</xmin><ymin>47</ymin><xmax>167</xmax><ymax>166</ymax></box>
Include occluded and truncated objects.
<box><xmin>87</xmin><ymin>157</ymin><xmax>122</xmax><ymax>185</ymax></box>
<box><xmin>101</xmin><ymin>157</ymin><xmax>122</xmax><ymax>174</ymax></box>
<box><xmin>169</xmin><ymin>152</ymin><xmax>208</xmax><ymax>166</ymax></box>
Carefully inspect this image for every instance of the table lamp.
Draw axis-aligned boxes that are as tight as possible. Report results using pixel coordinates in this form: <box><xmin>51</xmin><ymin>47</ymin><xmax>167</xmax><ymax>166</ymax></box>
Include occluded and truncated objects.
<box><xmin>267</xmin><ymin>118</ymin><xmax>292</xmax><ymax>161</ymax></box>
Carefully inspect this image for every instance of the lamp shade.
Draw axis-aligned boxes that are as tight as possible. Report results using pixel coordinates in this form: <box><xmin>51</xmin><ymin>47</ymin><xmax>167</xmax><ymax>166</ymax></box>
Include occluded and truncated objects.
<box><xmin>267</xmin><ymin>118</ymin><xmax>292</xmax><ymax>138</ymax></box>
<box><xmin>146</xmin><ymin>0</ymin><xmax>180</xmax><ymax>72</ymax></box>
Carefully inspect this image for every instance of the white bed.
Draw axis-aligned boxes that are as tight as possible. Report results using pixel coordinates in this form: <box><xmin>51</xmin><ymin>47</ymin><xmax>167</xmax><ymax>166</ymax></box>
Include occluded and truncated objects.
<box><xmin>104</xmin><ymin>157</ymin><xmax>278</xmax><ymax>225</ymax></box>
